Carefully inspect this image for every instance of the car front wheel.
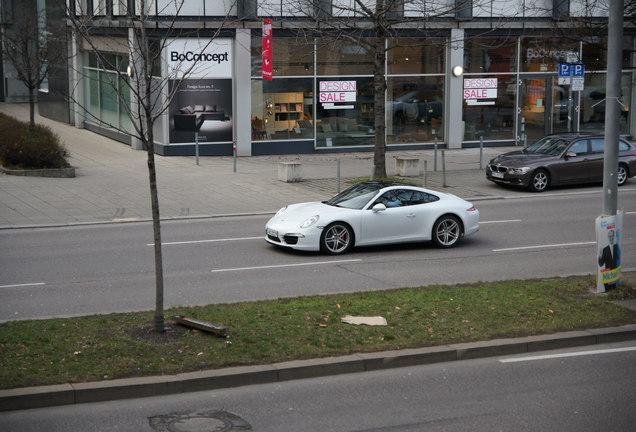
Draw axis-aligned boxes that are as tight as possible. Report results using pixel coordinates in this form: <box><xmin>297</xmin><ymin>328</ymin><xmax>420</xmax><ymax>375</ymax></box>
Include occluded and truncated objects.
<box><xmin>618</xmin><ymin>164</ymin><xmax>629</xmax><ymax>186</ymax></box>
<box><xmin>529</xmin><ymin>169</ymin><xmax>549</xmax><ymax>192</ymax></box>
<box><xmin>432</xmin><ymin>215</ymin><xmax>463</xmax><ymax>248</ymax></box>
<box><xmin>320</xmin><ymin>223</ymin><xmax>353</xmax><ymax>255</ymax></box>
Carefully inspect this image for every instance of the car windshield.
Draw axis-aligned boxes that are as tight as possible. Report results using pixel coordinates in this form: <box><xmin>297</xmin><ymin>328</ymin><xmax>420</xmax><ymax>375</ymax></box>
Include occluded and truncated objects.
<box><xmin>325</xmin><ymin>183</ymin><xmax>382</xmax><ymax>209</ymax></box>
<box><xmin>526</xmin><ymin>137</ymin><xmax>570</xmax><ymax>156</ymax></box>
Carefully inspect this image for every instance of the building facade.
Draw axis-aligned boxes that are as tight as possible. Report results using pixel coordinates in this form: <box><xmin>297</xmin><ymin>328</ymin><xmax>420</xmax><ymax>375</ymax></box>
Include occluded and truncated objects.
<box><xmin>33</xmin><ymin>1</ymin><xmax>636</xmax><ymax>156</ymax></box>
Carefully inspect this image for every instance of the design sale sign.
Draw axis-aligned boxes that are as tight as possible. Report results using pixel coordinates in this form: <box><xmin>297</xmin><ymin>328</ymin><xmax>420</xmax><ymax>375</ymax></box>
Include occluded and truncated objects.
<box><xmin>463</xmin><ymin>78</ymin><xmax>498</xmax><ymax>106</ymax></box>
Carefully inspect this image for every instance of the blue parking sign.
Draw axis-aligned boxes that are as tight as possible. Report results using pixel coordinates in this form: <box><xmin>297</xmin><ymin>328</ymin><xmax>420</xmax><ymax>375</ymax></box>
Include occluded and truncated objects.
<box><xmin>558</xmin><ymin>63</ymin><xmax>571</xmax><ymax>77</ymax></box>
<box><xmin>572</xmin><ymin>64</ymin><xmax>585</xmax><ymax>76</ymax></box>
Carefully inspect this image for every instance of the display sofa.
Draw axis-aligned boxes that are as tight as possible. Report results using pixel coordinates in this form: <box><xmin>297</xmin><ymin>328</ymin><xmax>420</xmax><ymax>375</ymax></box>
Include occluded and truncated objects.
<box><xmin>174</xmin><ymin>104</ymin><xmax>226</xmax><ymax>131</ymax></box>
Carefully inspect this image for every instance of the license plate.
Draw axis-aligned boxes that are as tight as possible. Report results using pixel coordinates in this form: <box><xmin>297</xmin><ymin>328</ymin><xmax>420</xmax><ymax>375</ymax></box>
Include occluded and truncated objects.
<box><xmin>266</xmin><ymin>228</ymin><xmax>278</xmax><ymax>237</ymax></box>
<box><xmin>491</xmin><ymin>172</ymin><xmax>504</xmax><ymax>179</ymax></box>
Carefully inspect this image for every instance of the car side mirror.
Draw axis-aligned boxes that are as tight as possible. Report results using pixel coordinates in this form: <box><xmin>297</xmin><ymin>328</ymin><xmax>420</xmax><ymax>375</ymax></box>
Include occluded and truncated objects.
<box><xmin>372</xmin><ymin>203</ymin><xmax>387</xmax><ymax>212</ymax></box>
<box><xmin>565</xmin><ymin>151</ymin><xmax>577</xmax><ymax>159</ymax></box>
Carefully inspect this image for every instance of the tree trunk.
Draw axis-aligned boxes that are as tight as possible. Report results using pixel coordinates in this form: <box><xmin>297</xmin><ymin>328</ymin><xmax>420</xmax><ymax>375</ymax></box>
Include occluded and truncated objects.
<box><xmin>28</xmin><ymin>87</ymin><xmax>36</xmax><ymax>130</ymax></box>
<box><xmin>372</xmin><ymin>30</ymin><xmax>387</xmax><ymax>179</ymax></box>
<box><xmin>145</xmin><ymin>116</ymin><xmax>165</xmax><ymax>333</ymax></box>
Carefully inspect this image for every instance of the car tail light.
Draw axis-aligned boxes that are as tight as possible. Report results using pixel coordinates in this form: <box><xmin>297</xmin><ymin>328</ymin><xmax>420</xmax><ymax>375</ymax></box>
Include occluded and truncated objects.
<box><xmin>467</xmin><ymin>206</ymin><xmax>477</xmax><ymax>212</ymax></box>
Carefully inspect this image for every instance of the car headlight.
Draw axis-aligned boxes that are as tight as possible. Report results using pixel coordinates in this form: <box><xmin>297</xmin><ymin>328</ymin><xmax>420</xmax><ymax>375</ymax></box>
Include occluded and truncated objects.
<box><xmin>508</xmin><ymin>167</ymin><xmax>530</xmax><ymax>175</ymax></box>
<box><xmin>275</xmin><ymin>206</ymin><xmax>288</xmax><ymax>216</ymax></box>
<box><xmin>300</xmin><ymin>215</ymin><xmax>319</xmax><ymax>229</ymax></box>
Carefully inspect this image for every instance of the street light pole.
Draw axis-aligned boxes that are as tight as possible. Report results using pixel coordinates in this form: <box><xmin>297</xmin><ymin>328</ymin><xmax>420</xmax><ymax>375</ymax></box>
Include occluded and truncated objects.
<box><xmin>601</xmin><ymin>0</ymin><xmax>623</xmax><ymax>217</ymax></box>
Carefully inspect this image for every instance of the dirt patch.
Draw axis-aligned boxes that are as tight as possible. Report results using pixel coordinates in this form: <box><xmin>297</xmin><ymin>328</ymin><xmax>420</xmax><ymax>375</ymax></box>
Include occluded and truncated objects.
<box><xmin>125</xmin><ymin>324</ymin><xmax>188</xmax><ymax>343</ymax></box>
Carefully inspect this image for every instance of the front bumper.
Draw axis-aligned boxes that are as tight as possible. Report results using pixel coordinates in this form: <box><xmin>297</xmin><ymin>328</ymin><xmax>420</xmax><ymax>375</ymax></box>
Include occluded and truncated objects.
<box><xmin>486</xmin><ymin>166</ymin><xmax>531</xmax><ymax>188</ymax></box>
<box><xmin>264</xmin><ymin>223</ymin><xmax>322</xmax><ymax>252</ymax></box>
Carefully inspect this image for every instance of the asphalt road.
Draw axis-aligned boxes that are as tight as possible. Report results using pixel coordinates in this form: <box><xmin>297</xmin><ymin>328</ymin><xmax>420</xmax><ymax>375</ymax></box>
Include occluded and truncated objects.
<box><xmin>1</xmin><ymin>188</ymin><xmax>635</xmax><ymax>321</ymax></box>
<box><xmin>1</xmin><ymin>341</ymin><xmax>634</xmax><ymax>431</ymax></box>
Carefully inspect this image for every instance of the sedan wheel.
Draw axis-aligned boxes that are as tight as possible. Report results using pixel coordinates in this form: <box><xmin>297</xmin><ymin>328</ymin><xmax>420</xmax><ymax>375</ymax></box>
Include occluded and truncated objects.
<box><xmin>529</xmin><ymin>169</ymin><xmax>549</xmax><ymax>192</ymax></box>
<box><xmin>618</xmin><ymin>164</ymin><xmax>629</xmax><ymax>186</ymax></box>
<box><xmin>432</xmin><ymin>215</ymin><xmax>462</xmax><ymax>248</ymax></box>
<box><xmin>320</xmin><ymin>223</ymin><xmax>353</xmax><ymax>255</ymax></box>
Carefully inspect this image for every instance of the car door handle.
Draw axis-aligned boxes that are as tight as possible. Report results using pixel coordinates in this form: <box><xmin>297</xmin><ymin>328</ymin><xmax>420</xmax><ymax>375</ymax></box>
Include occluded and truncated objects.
<box><xmin>407</xmin><ymin>213</ymin><xmax>416</xmax><ymax>218</ymax></box>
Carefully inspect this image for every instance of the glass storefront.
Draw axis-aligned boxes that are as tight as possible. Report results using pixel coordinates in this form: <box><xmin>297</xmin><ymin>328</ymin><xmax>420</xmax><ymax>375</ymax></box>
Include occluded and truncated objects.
<box><xmin>250</xmin><ymin>33</ymin><xmax>633</xmax><ymax>151</ymax></box>
<box><xmin>83</xmin><ymin>52</ymin><xmax>132</xmax><ymax>133</ymax></box>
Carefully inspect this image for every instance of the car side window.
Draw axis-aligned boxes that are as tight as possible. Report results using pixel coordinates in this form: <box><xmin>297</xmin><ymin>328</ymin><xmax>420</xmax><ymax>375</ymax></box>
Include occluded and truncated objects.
<box><xmin>590</xmin><ymin>138</ymin><xmax>604</xmax><ymax>154</ymax></box>
<box><xmin>619</xmin><ymin>141</ymin><xmax>630</xmax><ymax>151</ymax></box>
<box><xmin>376</xmin><ymin>190</ymin><xmax>406</xmax><ymax>208</ymax></box>
<box><xmin>569</xmin><ymin>140</ymin><xmax>589</xmax><ymax>155</ymax></box>
<box><xmin>410</xmin><ymin>191</ymin><xmax>440</xmax><ymax>204</ymax></box>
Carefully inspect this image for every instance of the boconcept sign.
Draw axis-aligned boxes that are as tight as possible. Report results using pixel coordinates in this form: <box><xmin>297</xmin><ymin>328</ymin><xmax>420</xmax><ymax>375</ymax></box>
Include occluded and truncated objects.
<box><xmin>166</xmin><ymin>38</ymin><xmax>232</xmax><ymax>79</ymax></box>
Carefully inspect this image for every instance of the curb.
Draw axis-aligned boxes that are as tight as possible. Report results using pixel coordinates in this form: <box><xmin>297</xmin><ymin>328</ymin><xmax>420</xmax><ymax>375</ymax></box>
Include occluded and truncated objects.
<box><xmin>0</xmin><ymin>166</ymin><xmax>76</xmax><ymax>178</ymax></box>
<box><xmin>2</xmin><ymin>324</ymin><xmax>635</xmax><ymax>412</ymax></box>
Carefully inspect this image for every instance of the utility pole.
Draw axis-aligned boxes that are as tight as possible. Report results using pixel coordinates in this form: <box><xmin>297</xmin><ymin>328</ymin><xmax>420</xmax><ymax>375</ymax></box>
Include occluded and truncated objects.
<box><xmin>601</xmin><ymin>0</ymin><xmax>623</xmax><ymax>216</ymax></box>
<box><xmin>596</xmin><ymin>0</ymin><xmax>624</xmax><ymax>293</ymax></box>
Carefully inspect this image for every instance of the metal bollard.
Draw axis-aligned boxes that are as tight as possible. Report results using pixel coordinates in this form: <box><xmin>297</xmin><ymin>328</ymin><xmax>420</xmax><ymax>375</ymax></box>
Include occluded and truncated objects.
<box><xmin>442</xmin><ymin>150</ymin><xmax>447</xmax><ymax>187</ymax></box>
<box><xmin>232</xmin><ymin>141</ymin><xmax>237</xmax><ymax>172</ymax></box>
<box><xmin>423</xmin><ymin>160</ymin><xmax>428</xmax><ymax>188</ymax></box>
<box><xmin>336</xmin><ymin>158</ymin><xmax>341</xmax><ymax>193</ymax></box>
<box><xmin>195</xmin><ymin>131</ymin><xmax>200</xmax><ymax>166</ymax></box>
<box><xmin>434</xmin><ymin>136</ymin><xmax>438</xmax><ymax>172</ymax></box>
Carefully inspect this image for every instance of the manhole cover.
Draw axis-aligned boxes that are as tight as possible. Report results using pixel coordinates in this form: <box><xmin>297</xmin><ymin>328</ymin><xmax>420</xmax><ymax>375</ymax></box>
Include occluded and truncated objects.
<box><xmin>149</xmin><ymin>409</ymin><xmax>252</xmax><ymax>431</ymax></box>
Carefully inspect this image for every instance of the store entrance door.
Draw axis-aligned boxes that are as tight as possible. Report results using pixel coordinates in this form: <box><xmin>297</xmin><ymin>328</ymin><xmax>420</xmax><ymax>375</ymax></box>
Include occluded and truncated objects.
<box><xmin>518</xmin><ymin>76</ymin><xmax>571</xmax><ymax>145</ymax></box>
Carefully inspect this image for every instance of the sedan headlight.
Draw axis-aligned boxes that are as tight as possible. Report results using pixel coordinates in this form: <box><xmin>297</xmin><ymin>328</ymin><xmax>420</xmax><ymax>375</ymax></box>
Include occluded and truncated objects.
<box><xmin>275</xmin><ymin>206</ymin><xmax>288</xmax><ymax>216</ymax></box>
<box><xmin>508</xmin><ymin>167</ymin><xmax>530</xmax><ymax>175</ymax></box>
<box><xmin>300</xmin><ymin>215</ymin><xmax>320</xmax><ymax>229</ymax></box>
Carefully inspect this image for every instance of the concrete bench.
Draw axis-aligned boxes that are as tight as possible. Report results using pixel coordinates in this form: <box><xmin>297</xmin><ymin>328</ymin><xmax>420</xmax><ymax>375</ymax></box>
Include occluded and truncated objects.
<box><xmin>395</xmin><ymin>158</ymin><xmax>420</xmax><ymax>177</ymax></box>
<box><xmin>278</xmin><ymin>162</ymin><xmax>302</xmax><ymax>182</ymax></box>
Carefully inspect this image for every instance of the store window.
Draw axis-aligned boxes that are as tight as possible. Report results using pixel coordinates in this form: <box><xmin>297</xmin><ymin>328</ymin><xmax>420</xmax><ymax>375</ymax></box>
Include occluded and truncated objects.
<box><xmin>462</xmin><ymin>75</ymin><xmax>516</xmax><ymax>141</ymax></box>
<box><xmin>251</xmin><ymin>36</ymin><xmax>314</xmax><ymax>77</ymax></box>
<box><xmin>582</xmin><ymin>36</ymin><xmax>634</xmax><ymax>71</ymax></box>
<box><xmin>387</xmin><ymin>38</ymin><xmax>445</xmax><ymax>74</ymax></box>
<box><xmin>463</xmin><ymin>37</ymin><xmax>517</xmax><ymax>73</ymax></box>
<box><xmin>521</xmin><ymin>37</ymin><xmax>580</xmax><ymax>72</ymax></box>
<box><xmin>251</xmin><ymin>78</ymin><xmax>314</xmax><ymax>140</ymax></box>
<box><xmin>316</xmin><ymin>39</ymin><xmax>374</xmax><ymax>75</ymax></box>
<box><xmin>580</xmin><ymin>72</ymin><xmax>631</xmax><ymax>135</ymax></box>
<box><xmin>83</xmin><ymin>52</ymin><xmax>132</xmax><ymax>133</ymax></box>
<box><xmin>387</xmin><ymin>76</ymin><xmax>445</xmax><ymax>144</ymax></box>
<box><xmin>315</xmin><ymin>77</ymin><xmax>375</xmax><ymax>148</ymax></box>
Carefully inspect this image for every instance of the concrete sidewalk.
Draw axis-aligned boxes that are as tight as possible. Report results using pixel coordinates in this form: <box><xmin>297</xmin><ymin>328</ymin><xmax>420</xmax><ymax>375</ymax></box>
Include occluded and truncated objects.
<box><xmin>0</xmin><ymin>102</ymin><xmax>523</xmax><ymax>229</ymax></box>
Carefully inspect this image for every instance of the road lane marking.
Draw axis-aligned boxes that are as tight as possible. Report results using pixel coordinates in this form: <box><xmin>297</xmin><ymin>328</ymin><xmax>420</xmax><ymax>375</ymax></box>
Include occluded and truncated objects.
<box><xmin>212</xmin><ymin>259</ymin><xmax>362</xmax><ymax>273</ymax></box>
<box><xmin>480</xmin><ymin>220</ymin><xmax>522</xmax><ymax>224</ymax></box>
<box><xmin>0</xmin><ymin>282</ymin><xmax>46</xmax><ymax>289</ymax></box>
<box><xmin>500</xmin><ymin>346</ymin><xmax>636</xmax><ymax>363</ymax></box>
<box><xmin>148</xmin><ymin>236</ymin><xmax>262</xmax><ymax>246</ymax></box>
<box><xmin>493</xmin><ymin>241</ymin><xmax>594</xmax><ymax>252</ymax></box>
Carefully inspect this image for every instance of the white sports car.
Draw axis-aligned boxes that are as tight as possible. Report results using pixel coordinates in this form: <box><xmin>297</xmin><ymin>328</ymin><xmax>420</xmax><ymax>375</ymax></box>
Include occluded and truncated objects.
<box><xmin>265</xmin><ymin>181</ymin><xmax>479</xmax><ymax>255</ymax></box>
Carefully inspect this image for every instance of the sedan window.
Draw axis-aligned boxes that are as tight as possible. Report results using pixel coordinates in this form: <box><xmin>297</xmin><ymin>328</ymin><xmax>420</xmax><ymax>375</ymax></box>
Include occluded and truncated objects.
<box><xmin>526</xmin><ymin>138</ymin><xmax>569</xmax><ymax>156</ymax></box>
<box><xmin>569</xmin><ymin>140</ymin><xmax>589</xmax><ymax>155</ymax></box>
<box><xmin>590</xmin><ymin>138</ymin><xmax>604</xmax><ymax>153</ymax></box>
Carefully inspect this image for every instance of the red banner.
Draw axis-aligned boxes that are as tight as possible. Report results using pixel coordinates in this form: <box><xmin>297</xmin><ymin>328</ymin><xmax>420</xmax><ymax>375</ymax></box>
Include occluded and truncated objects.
<box><xmin>262</xmin><ymin>19</ymin><xmax>273</xmax><ymax>80</ymax></box>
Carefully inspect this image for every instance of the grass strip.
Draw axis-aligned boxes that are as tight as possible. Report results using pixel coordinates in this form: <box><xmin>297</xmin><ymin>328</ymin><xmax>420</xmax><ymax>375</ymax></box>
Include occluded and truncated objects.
<box><xmin>1</xmin><ymin>275</ymin><xmax>635</xmax><ymax>389</ymax></box>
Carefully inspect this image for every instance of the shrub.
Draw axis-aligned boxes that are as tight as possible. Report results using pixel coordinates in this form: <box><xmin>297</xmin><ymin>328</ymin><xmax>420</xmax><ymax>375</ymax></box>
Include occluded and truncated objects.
<box><xmin>0</xmin><ymin>113</ymin><xmax>70</xmax><ymax>169</ymax></box>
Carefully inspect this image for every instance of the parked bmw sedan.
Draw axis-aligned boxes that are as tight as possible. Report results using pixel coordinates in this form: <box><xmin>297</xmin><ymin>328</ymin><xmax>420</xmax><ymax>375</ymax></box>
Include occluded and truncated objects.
<box><xmin>486</xmin><ymin>133</ymin><xmax>636</xmax><ymax>192</ymax></box>
<box><xmin>264</xmin><ymin>181</ymin><xmax>479</xmax><ymax>255</ymax></box>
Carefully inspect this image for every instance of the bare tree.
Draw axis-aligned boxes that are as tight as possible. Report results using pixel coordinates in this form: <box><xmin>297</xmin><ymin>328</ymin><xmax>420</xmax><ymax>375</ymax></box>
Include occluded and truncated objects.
<box><xmin>66</xmin><ymin>0</ymin><xmax>234</xmax><ymax>332</ymax></box>
<box><xmin>1</xmin><ymin>7</ymin><xmax>59</xmax><ymax>129</ymax></box>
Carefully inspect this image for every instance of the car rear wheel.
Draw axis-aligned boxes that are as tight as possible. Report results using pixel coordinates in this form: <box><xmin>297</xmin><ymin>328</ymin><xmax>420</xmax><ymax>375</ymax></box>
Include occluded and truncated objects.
<box><xmin>320</xmin><ymin>223</ymin><xmax>353</xmax><ymax>255</ymax></box>
<box><xmin>618</xmin><ymin>164</ymin><xmax>629</xmax><ymax>186</ymax></box>
<box><xmin>432</xmin><ymin>215</ymin><xmax>462</xmax><ymax>248</ymax></box>
<box><xmin>529</xmin><ymin>169</ymin><xmax>549</xmax><ymax>192</ymax></box>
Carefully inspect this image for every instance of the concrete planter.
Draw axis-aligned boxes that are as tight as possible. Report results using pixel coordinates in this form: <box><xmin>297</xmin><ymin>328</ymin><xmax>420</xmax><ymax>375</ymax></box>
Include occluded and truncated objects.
<box><xmin>395</xmin><ymin>158</ymin><xmax>420</xmax><ymax>177</ymax></box>
<box><xmin>0</xmin><ymin>166</ymin><xmax>76</xmax><ymax>178</ymax></box>
<box><xmin>277</xmin><ymin>162</ymin><xmax>302</xmax><ymax>182</ymax></box>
